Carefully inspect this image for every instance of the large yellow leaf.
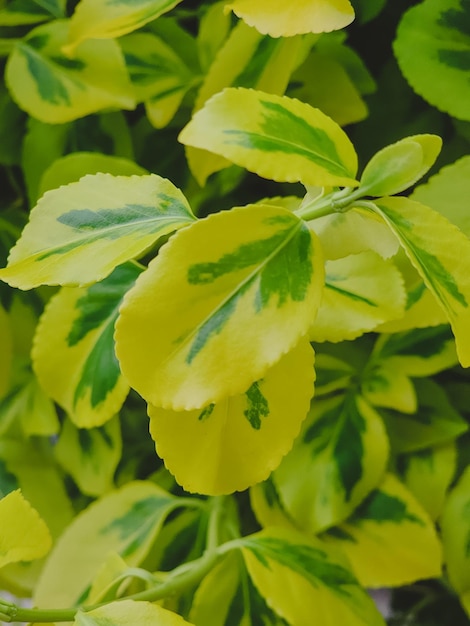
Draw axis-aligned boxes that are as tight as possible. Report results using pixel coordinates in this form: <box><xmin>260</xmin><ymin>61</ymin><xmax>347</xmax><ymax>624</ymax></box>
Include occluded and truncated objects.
<box><xmin>225</xmin><ymin>0</ymin><xmax>355</xmax><ymax>37</ymax></box>
<box><xmin>0</xmin><ymin>490</ymin><xmax>51</xmax><ymax>568</ymax></box>
<box><xmin>148</xmin><ymin>339</ymin><xmax>314</xmax><ymax>495</ymax></box>
<box><xmin>116</xmin><ymin>204</ymin><xmax>323</xmax><ymax>410</ymax></box>
<box><xmin>75</xmin><ymin>599</ymin><xmax>193</xmax><ymax>626</ymax></box>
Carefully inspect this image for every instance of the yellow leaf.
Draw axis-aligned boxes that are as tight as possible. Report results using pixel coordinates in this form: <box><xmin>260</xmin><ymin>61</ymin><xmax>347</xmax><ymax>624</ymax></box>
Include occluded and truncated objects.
<box><xmin>75</xmin><ymin>599</ymin><xmax>193</xmax><ymax>626</ymax></box>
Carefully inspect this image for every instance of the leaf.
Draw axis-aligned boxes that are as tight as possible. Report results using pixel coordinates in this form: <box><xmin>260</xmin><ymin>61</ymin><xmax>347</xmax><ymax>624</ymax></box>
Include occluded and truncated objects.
<box><xmin>371</xmin><ymin>197</ymin><xmax>470</xmax><ymax>367</ymax></box>
<box><xmin>309</xmin><ymin>251</ymin><xmax>406</xmax><ymax>342</ymax></box>
<box><xmin>0</xmin><ymin>174</ymin><xmax>194</xmax><ymax>289</ymax></box>
<box><xmin>225</xmin><ymin>0</ymin><xmax>355</xmax><ymax>37</ymax></box>
<box><xmin>75</xmin><ymin>599</ymin><xmax>193</xmax><ymax>626</ymax></box>
<box><xmin>250</xmin><ymin>478</ymin><xmax>298</xmax><ymax>532</ymax></box>
<box><xmin>359</xmin><ymin>134</ymin><xmax>442</xmax><ymax>196</ymax></box>
<box><xmin>310</xmin><ymin>352</ymin><xmax>354</xmax><ymax>396</ymax></box>
<box><xmin>148</xmin><ymin>339</ymin><xmax>314</xmax><ymax>495</ymax></box>
<box><xmin>65</xmin><ymin>0</ymin><xmax>184</xmax><ymax>53</ymax></box>
<box><xmin>0</xmin><ymin>0</ymin><xmax>65</xmax><ymax>25</ymax></box>
<box><xmin>55</xmin><ymin>417</ymin><xmax>122</xmax><ymax>496</ymax></box>
<box><xmin>273</xmin><ymin>393</ymin><xmax>389</xmax><ymax>532</ymax></box>
<box><xmin>179</xmin><ymin>87</ymin><xmax>358</xmax><ymax>188</ymax></box>
<box><xmin>115</xmin><ymin>204</ymin><xmax>324</xmax><ymax>410</ymax></box>
<box><xmin>239</xmin><ymin>527</ymin><xmax>385</xmax><ymax>626</ymax></box>
<box><xmin>6</xmin><ymin>20</ymin><xmax>135</xmax><ymax>123</ymax></box>
<box><xmin>394</xmin><ymin>0</ymin><xmax>470</xmax><ymax>120</ymax></box>
<box><xmin>362</xmin><ymin>361</ymin><xmax>417</xmax><ymax>414</ymax></box>
<box><xmin>197</xmin><ymin>1</ymin><xmax>231</xmax><ymax>71</ymax></box>
<box><xmin>34</xmin><ymin>481</ymin><xmax>181</xmax><ymax>608</ymax></box>
<box><xmin>33</xmin><ymin>263</ymin><xmax>141</xmax><ymax>428</ymax></box>
<box><xmin>323</xmin><ymin>473</ymin><xmax>443</xmax><ymax>587</ymax></box>
<box><xmin>0</xmin><ymin>489</ymin><xmax>51</xmax><ymax>568</ymax></box>
<box><xmin>0</xmin><ymin>303</ymin><xmax>12</xmax><ymax>398</ymax></box>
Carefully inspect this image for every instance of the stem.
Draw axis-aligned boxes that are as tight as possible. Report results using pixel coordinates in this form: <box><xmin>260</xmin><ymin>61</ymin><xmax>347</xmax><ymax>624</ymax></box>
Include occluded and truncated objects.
<box><xmin>295</xmin><ymin>186</ymin><xmax>367</xmax><ymax>222</ymax></box>
<box><xmin>206</xmin><ymin>496</ymin><xmax>226</xmax><ymax>551</ymax></box>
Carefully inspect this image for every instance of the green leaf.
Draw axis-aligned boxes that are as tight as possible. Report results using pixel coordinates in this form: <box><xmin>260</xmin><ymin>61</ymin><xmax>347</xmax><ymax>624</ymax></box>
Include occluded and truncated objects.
<box><xmin>33</xmin><ymin>263</ymin><xmax>141</xmax><ymax>428</ymax></box>
<box><xmin>273</xmin><ymin>393</ymin><xmax>389</xmax><ymax>532</ymax></box>
<box><xmin>179</xmin><ymin>87</ymin><xmax>358</xmax><ymax>188</ymax></box>
<box><xmin>34</xmin><ymin>481</ymin><xmax>181</xmax><ymax>608</ymax></box>
<box><xmin>359</xmin><ymin>134</ymin><xmax>442</xmax><ymax>196</ymax></box>
<box><xmin>0</xmin><ymin>303</ymin><xmax>12</xmax><ymax>399</ymax></box>
<box><xmin>65</xmin><ymin>0</ymin><xmax>184</xmax><ymax>52</ymax></box>
<box><xmin>197</xmin><ymin>1</ymin><xmax>231</xmax><ymax>71</ymax></box>
<box><xmin>371</xmin><ymin>197</ymin><xmax>470</xmax><ymax>367</ymax></box>
<box><xmin>225</xmin><ymin>0</ymin><xmax>355</xmax><ymax>37</ymax></box>
<box><xmin>0</xmin><ymin>0</ymin><xmax>65</xmax><ymax>25</ymax></box>
<box><xmin>362</xmin><ymin>361</ymin><xmax>417</xmax><ymax>414</ymax></box>
<box><xmin>309</xmin><ymin>251</ymin><xmax>406</xmax><ymax>342</ymax></box>
<box><xmin>394</xmin><ymin>0</ymin><xmax>470</xmax><ymax>120</ymax></box>
<box><xmin>0</xmin><ymin>174</ymin><xmax>195</xmax><ymax>289</ymax></box>
<box><xmin>115</xmin><ymin>204</ymin><xmax>324</xmax><ymax>410</ymax></box>
<box><xmin>148</xmin><ymin>339</ymin><xmax>314</xmax><ymax>495</ymax></box>
<box><xmin>6</xmin><ymin>20</ymin><xmax>135</xmax><ymax>123</ymax></box>
<box><xmin>323</xmin><ymin>473</ymin><xmax>442</xmax><ymax>587</ymax></box>
<box><xmin>75</xmin><ymin>599</ymin><xmax>193</xmax><ymax>626</ymax></box>
<box><xmin>312</xmin><ymin>352</ymin><xmax>354</xmax><ymax>396</ymax></box>
<box><xmin>55</xmin><ymin>417</ymin><xmax>122</xmax><ymax>497</ymax></box>
<box><xmin>238</xmin><ymin>527</ymin><xmax>385</xmax><ymax>626</ymax></box>
<box><xmin>250</xmin><ymin>478</ymin><xmax>298</xmax><ymax>532</ymax></box>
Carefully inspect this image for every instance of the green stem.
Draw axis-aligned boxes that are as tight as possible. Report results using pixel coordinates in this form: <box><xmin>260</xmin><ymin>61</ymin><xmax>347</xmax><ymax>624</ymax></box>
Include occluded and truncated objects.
<box><xmin>206</xmin><ymin>496</ymin><xmax>226</xmax><ymax>551</ymax></box>
<box><xmin>295</xmin><ymin>186</ymin><xmax>367</xmax><ymax>221</ymax></box>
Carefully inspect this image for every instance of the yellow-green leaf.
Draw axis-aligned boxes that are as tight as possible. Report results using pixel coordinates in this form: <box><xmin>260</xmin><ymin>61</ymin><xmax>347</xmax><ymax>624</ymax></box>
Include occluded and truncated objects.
<box><xmin>179</xmin><ymin>88</ymin><xmax>358</xmax><ymax>188</ymax></box>
<box><xmin>239</xmin><ymin>527</ymin><xmax>384</xmax><ymax>626</ymax></box>
<box><xmin>0</xmin><ymin>174</ymin><xmax>194</xmax><ymax>289</ymax></box>
<box><xmin>6</xmin><ymin>21</ymin><xmax>135</xmax><ymax>123</ymax></box>
<box><xmin>371</xmin><ymin>197</ymin><xmax>470</xmax><ymax>367</ymax></box>
<box><xmin>225</xmin><ymin>0</ymin><xmax>355</xmax><ymax>37</ymax></box>
<box><xmin>0</xmin><ymin>303</ymin><xmax>12</xmax><ymax>399</ymax></box>
<box><xmin>323</xmin><ymin>473</ymin><xmax>442</xmax><ymax>587</ymax></box>
<box><xmin>75</xmin><ymin>599</ymin><xmax>193</xmax><ymax>626</ymax></box>
<box><xmin>0</xmin><ymin>489</ymin><xmax>51</xmax><ymax>568</ymax></box>
<box><xmin>115</xmin><ymin>204</ymin><xmax>323</xmax><ymax>410</ymax></box>
<box><xmin>310</xmin><ymin>251</ymin><xmax>406</xmax><ymax>342</ymax></box>
<box><xmin>34</xmin><ymin>481</ymin><xmax>180</xmax><ymax>608</ymax></box>
<box><xmin>33</xmin><ymin>263</ymin><xmax>141</xmax><ymax>428</ymax></box>
<box><xmin>65</xmin><ymin>0</ymin><xmax>183</xmax><ymax>52</ymax></box>
<box><xmin>250</xmin><ymin>478</ymin><xmax>298</xmax><ymax>532</ymax></box>
<box><xmin>0</xmin><ymin>0</ymin><xmax>65</xmax><ymax>25</ymax></box>
<box><xmin>313</xmin><ymin>352</ymin><xmax>354</xmax><ymax>396</ymax></box>
<box><xmin>55</xmin><ymin>417</ymin><xmax>122</xmax><ymax>496</ymax></box>
<box><xmin>273</xmin><ymin>393</ymin><xmax>389</xmax><ymax>532</ymax></box>
<box><xmin>148</xmin><ymin>339</ymin><xmax>314</xmax><ymax>495</ymax></box>
<box><xmin>362</xmin><ymin>361</ymin><xmax>417</xmax><ymax>414</ymax></box>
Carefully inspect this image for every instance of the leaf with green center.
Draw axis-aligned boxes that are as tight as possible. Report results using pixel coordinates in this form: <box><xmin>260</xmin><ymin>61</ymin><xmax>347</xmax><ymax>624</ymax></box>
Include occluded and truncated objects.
<box><xmin>309</xmin><ymin>251</ymin><xmax>406</xmax><ymax>342</ymax></box>
<box><xmin>148</xmin><ymin>339</ymin><xmax>314</xmax><ymax>495</ymax></box>
<box><xmin>6</xmin><ymin>20</ymin><xmax>135</xmax><ymax>124</ymax></box>
<box><xmin>250</xmin><ymin>478</ymin><xmax>298</xmax><ymax>532</ymax></box>
<box><xmin>394</xmin><ymin>0</ymin><xmax>470</xmax><ymax>120</ymax></box>
<box><xmin>65</xmin><ymin>0</ymin><xmax>184</xmax><ymax>53</ymax></box>
<box><xmin>312</xmin><ymin>352</ymin><xmax>355</xmax><ymax>396</ymax></box>
<box><xmin>370</xmin><ymin>197</ymin><xmax>470</xmax><ymax>367</ymax></box>
<box><xmin>0</xmin><ymin>0</ymin><xmax>65</xmax><ymax>25</ymax></box>
<box><xmin>34</xmin><ymin>481</ymin><xmax>181</xmax><ymax>608</ymax></box>
<box><xmin>225</xmin><ymin>0</ymin><xmax>355</xmax><ymax>37</ymax></box>
<box><xmin>75</xmin><ymin>599</ymin><xmax>193</xmax><ymax>626</ymax></box>
<box><xmin>116</xmin><ymin>204</ymin><xmax>323</xmax><ymax>411</ymax></box>
<box><xmin>179</xmin><ymin>88</ymin><xmax>358</xmax><ymax>188</ymax></box>
<box><xmin>0</xmin><ymin>173</ymin><xmax>194</xmax><ymax>289</ymax></box>
<box><xmin>323</xmin><ymin>473</ymin><xmax>442</xmax><ymax>587</ymax></box>
<box><xmin>273</xmin><ymin>393</ymin><xmax>389</xmax><ymax>532</ymax></box>
<box><xmin>238</xmin><ymin>527</ymin><xmax>385</xmax><ymax>626</ymax></box>
<box><xmin>0</xmin><ymin>489</ymin><xmax>51</xmax><ymax>568</ymax></box>
<box><xmin>359</xmin><ymin>134</ymin><xmax>442</xmax><ymax>196</ymax></box>
<box><xmin>362</xmin><ymin>361</ymin><xmax>417</xmax><ymax>414</ymax></box>
<box><xmin>32</xmin><ymin>263</ymin><xmax>141</xmax><ymax>428</ymax></box>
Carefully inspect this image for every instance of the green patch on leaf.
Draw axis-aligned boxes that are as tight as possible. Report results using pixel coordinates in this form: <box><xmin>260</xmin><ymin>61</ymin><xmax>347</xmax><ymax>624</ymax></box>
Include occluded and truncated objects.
<box><xmin>244</xmin><ymin>381</ymin><xmax>269</xmax><ymax>430</ymax></box>
<box><xmin>19</xmin><ymin>42</ymin><xmax>71</xmax><ymax>106</ymax></box>
<box><xmin>353</xmin><ymin>490</ymin><xmax>424</xmax><ymax>526</ymax></box>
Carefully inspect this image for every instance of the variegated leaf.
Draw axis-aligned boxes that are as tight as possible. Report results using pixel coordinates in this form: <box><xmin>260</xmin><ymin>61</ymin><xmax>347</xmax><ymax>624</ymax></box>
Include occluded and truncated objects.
<box><xmin>33</xmin><ymin>263</ymin><xmax>141</xmax><ymax>428</ymax></box>
<box><xmin>179</xmin><ymin>88</ymin><xmax>358</xmax><ymax>188</ymax></box>
<box><xmin>65</xmin><ymin>0</ymin><xmax>183</xmax><ymax>52</ymax></box>
<box><xmin>0</xmin><ymin>0</ymin><xmax>65</xmax><ymax>25</ymax></box>
<box><xmin>238</xmin><ymin>527</ymin><xmax>385</xmax><ymax>626</ymax></box>
<box><xmin>148</xmin><ymin>339</ymin><xmax>314</xmax><ymax>495</ymax></box>
<box><xmin>310</xmin><ymin>251</ymin><xmax>406</xmax><ymax>342</ymax></box>
<box><xmin>323</xmin><ymin>473</ymin><xmax>442</xmax><ymax>587</ymax></box>
<box><xmin>225</xmin><ymin>0</ymin><xmax>355</xmax><ymax>37</ymax></box>
<box><xmin>371</xmin><ymin>197</ymin><xmax>470</xmax><ymax>367</ymax></box>
<box><xmin>115</xmin><ymin>204</ymin><xmax>323</xmax><ymax>410</ymax></box>
<box><xmin>362</xmin><ymin>361</ymin><xmax>417</xmax><ymax>414</ymax></box>
<box><xmin>250</xmin><ymin>478</ymin><xmax>298</xmax><ymax>532</ymax></box>
<box><xmin>273</xmin><ymin>393</ymin><xmax>389</xmax><ymax>532</ymax></box>
<box><xmin>0</xmin><ymin>174</ymin><xmax>194</xmax><ymax>289</ymax></box>
<box><xmin>313</xmin><ymin>352</ymin><xmax>355</xmax><ymax>396</ymax></box>
<box><xmin>75</xmin><ymin>599</ymin><xmax>192</xmax><ymax>626</ymax></box>
<box><xmin>6</xmin><ymin>20</ymin><xmax>135</xmax><ymax>123</ymax></box>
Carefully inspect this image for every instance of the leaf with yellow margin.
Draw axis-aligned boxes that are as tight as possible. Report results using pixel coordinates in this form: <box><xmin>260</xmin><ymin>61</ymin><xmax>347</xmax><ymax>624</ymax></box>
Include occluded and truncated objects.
<box><xmin>0</xmin><ymin>490</ymin><xmax>52</xmax><ymax>568</ymax></box>
<box><xmin>225</xmin><ymin>0</ymin><xmax>355</xmax><ymax>37</ymax></box>
<box><xmin>0</xmin><ymin>0</ymin><xmax>65</xmax><ymax>25</ymax></box>
<box><xmin>115</xmin><ymin>204</ymin><xmax>324</xmax><ymax>410</ymax></box>
<box><xmin>148</xmin><ymin>339</ymin><xmax>314</xmax><ymax>495</ymax></box>
<box><xmin>75</xmin><ymin>599</ymin><xmax>193</xmax><ymax>626</ymax></box>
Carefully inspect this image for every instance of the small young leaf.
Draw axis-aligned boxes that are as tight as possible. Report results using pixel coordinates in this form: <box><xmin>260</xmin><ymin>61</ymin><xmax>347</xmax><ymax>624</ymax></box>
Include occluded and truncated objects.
<box><xmin>359</xmin><ymin>134</ymin><xmax>442</xmax><ymax>197</ymax></box>
<box><xmin>0</xmin><ymin>489</ymin><xmax>51</xmax><ymax>568</ymax></box>
<box><xmin>75</xmin><ymin>599</ymin><xmax>192</xmax><ymax>626</ymax></box>
<box><xmin>179</xmin><ymin>88</ymin><xmax>358</xmax><ymax>188</ymax></box>
<box><xmin>148</xmin><ymin>339</ymin><xmax>314</xmax><ymax>495</ymax></box>
<box><xmin>323</xmin><ymin>473</ymin><xmax>443</xmax><ymax>587</ymax></box>
<box><xmin>116</xmin><ymin>204</ymin><xmax>323</xmax><ymax>410</ymax></box>
<box><xmin>225</xmin><ymin>0</ymin><xmax>355</xmax><ymax>37</ymax></box>
<box><xmin>0</xmin><ymin>174</ymin><xmax>194</xmax><ymax>289</ymax></box>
